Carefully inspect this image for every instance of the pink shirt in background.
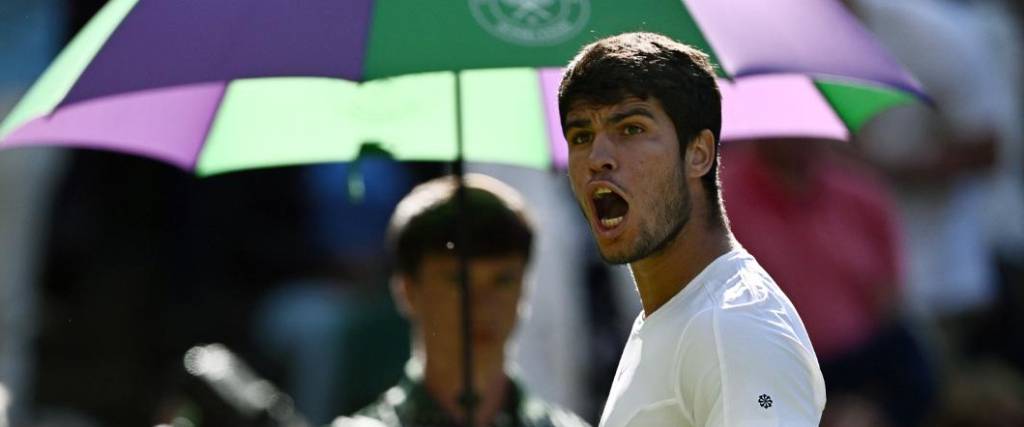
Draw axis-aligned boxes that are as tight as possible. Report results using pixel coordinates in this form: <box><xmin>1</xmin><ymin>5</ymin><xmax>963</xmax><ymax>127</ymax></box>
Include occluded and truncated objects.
<box><xmin>721</xmin><ymin>143</ymin><xmax>903</xmax><ymax>360</ymax></box>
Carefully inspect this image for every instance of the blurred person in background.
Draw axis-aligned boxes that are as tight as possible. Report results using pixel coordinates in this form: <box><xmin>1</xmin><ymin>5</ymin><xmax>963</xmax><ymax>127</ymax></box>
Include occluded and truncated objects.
<box><xmin>721</xmin><ymin>139</ymin><xmax>936</xmax><ymax>426</ymax></box>
<box><xmin>333</xmin><ymin>174</ymin><xmax>590</xmax><ymax>427</ymax></box>
<box><xmin>843</xmin><ymin>0</ymin><xmax>1024</xmax><ymax>360</ymax></box>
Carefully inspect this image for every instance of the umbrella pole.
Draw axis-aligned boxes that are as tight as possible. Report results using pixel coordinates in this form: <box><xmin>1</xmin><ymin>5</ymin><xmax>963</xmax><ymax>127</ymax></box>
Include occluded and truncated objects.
<box><xmin>453</xmin><ymin>69</ymin><xmax>477</xmax><ymax>427</ymax></box>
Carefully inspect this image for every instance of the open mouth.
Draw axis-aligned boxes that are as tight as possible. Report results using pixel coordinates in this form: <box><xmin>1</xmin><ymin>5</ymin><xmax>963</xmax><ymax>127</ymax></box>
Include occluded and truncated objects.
<box><xmin>592</xmin><ymin>187</ymin><xmax>629</xmax><ymax>230</ymax></box>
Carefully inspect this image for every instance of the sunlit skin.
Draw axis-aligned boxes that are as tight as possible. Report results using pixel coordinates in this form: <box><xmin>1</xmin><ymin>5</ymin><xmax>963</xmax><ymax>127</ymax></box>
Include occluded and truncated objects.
<box><xmin>565</xmin><ymin>96</ymin><xmax>736</xmax><ymax>316</ymax></box>
<box><xmin>393</xmin><ymin>253</ymin><xmax>526</xmax><ymax>426</ymax></box>
<box><xmin>564</xmin><ymin>97</ymin><xmax>691</xmax><ymax>263</ymax></box>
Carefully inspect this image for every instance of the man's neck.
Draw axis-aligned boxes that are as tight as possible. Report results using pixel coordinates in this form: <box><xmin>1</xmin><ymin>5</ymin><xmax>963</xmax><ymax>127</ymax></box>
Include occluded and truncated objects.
<box><xmin>630</xmin><ymin>220</ymin><xmax>735</xmax><ymax>317</ymax></box>
<box><xmin>422</xmin><ymin>352</ymin><xmax>510</xmax><ymax>426</ymax></box>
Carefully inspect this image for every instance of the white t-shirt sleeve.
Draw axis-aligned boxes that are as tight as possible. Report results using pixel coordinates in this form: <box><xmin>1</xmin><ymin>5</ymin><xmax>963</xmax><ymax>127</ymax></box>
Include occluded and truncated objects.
<box><xmin>674</xmin><ymin>306</ymin><xmax>824</xmax><ymax>426</ymax></box>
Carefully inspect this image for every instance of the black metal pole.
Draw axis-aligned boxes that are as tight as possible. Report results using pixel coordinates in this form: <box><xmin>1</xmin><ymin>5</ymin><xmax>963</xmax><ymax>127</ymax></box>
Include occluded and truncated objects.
<box><xmin>452</xmin><ymin>69</ymin><xmax>476</xmax><ymax>427</ymax></box>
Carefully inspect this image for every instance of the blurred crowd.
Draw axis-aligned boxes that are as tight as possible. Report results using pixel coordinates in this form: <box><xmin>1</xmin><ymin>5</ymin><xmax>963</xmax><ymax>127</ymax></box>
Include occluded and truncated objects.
<box><xmin>1</xmin><ymin>0</ymin><xmax>1023</xmax><ymax>426</ymax></box>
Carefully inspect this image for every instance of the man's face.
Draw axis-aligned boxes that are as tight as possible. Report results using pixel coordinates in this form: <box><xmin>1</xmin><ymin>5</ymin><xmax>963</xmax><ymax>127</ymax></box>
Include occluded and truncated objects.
<box><xmin>400</xmin><ymin>253</ymin><xmax>526</xmax><ymax>361</ymax></box>
<box><xmin>564</xmin><ymin>97</ymin><xmax>692</xmax><ymax>264</ymax></box>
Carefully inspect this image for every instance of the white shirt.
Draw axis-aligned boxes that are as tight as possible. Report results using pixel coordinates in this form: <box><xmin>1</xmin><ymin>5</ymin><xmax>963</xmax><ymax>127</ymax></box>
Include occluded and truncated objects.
<box><xmin>599</xmin><ymin>249</ymin><xmax>825</xmax><ymax>427</ymax></box>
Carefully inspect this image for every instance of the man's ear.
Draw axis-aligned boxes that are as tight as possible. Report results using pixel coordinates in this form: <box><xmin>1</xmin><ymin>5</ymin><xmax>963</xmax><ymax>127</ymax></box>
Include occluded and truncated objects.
<box><xmin>685</xmin><ymin>129</ymin><xmax>716</xmax><ymax>179</ymax></box>
<box><xmin>390</xmin><ymin>274</ymin><xmax>416</xmax><ymax>319</ymax></box>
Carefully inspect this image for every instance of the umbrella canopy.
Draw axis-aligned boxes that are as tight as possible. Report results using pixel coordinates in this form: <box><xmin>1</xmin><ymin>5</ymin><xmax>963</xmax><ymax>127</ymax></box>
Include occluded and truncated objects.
<box><xmin>0</xmin><ymin>0</ymin><xmax>922</xmax><ymax>175</ymax></box>
<box><xmin>1</xmin><ymin>70</ymin><xmax>916</xmax><ymax>176</ymax></box>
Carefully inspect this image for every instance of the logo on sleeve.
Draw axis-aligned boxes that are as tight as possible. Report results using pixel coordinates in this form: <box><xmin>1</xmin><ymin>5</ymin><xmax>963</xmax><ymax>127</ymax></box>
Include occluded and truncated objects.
<box><xmin>758</xmin><ymin>394</ymin><xmax>773</xmax><ymax>409</ymax></box>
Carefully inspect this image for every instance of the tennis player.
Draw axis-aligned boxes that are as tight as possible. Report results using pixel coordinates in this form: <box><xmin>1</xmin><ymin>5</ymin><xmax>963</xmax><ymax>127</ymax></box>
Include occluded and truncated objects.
<box><xmin>558</xmin><ymin>32</ymin><xmax>826</xmax><ymax>426</ymax></box>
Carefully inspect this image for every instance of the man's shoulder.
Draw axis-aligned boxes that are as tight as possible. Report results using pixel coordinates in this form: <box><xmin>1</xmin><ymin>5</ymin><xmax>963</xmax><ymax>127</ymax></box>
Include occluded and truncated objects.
<box><xmin>696</xmin><ymin>252</ymin><xmax>780</xmax><ymax>312</ymax></box>
<box><xmin>686</xmin><ymin>254</ymin><xmax>810</xmax><ymax>344</ymax></box>
<box><xmin>645</xmin><ymin>252</ymin><xmax>779</xmax><ymax>337</ymax></box>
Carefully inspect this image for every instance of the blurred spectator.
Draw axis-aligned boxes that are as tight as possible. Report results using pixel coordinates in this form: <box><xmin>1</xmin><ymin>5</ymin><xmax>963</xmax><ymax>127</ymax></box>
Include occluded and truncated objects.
<box><xmin>845</xmin><ymin>0</ymin><xmax>1024</xmax><ymax>353</ymax></box>
<box><xmin>336</xmin><ymin>174</ymin><xmax>590</xmax><ymax>427</ymax></box>
<box><xmin>722</xmin><ymin>140</ymin><xmax>936</xmax><ymax>426</ymax></box>
<box><xmin>258</xmin><ymin>161</ymin><xmax>599</xmax><ymax>424</ymax></box>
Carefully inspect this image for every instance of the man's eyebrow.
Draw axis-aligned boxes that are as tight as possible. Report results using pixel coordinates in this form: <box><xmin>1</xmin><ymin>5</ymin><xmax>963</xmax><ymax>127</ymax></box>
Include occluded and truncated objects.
<box><xmin>608</xmin><ymin>107</ymin><xmax>655</xmax><ymax>124</ymax></box>
<box><xmin>564</xmin><ymin>107</ymin><xmax>654</xmax><ymax>133</ymax></box>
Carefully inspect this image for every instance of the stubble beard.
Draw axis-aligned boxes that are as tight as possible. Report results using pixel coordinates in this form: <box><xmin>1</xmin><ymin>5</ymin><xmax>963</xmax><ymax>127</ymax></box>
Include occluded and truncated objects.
<box><xmin>600</xmin><ymin>167</ymin><xmax>691</xmax><ymax>265</ymax></box>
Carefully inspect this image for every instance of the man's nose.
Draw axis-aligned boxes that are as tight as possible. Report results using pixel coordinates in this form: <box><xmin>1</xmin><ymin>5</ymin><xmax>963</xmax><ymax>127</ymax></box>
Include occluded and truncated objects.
<box><xmin>587</xmin><ymin>132</ymin><xmax>618</xmax><ymax>173</ymax></box>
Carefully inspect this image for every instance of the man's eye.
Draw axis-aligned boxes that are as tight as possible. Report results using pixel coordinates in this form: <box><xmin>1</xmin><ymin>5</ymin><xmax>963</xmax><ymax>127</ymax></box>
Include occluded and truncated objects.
<box><xmin>623</xmin><ymin>125</ymin><xmax>644</xmax><ymax>136</ymax></box>
<box><xmin>569</xmin><ymin>132</ymin><xmax>593</xmax><ymax>145</ymax></box>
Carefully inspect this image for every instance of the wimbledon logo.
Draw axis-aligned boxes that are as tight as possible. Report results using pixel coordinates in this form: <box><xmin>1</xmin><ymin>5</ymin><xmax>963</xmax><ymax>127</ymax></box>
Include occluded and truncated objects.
<box><xmin>470</xmin><ymin>0</ymin><xmax>591</xmax><ymax>46</ymax></box>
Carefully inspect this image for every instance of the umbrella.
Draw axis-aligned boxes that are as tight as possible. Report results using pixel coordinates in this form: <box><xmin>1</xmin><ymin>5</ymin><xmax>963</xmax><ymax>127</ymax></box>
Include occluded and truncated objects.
<box><xmin>0</xmin><ymin>68</ymin><xmax>915</xmax><ymax>176</ymax></box>
<box><xmin>0</xmin><ymin>0</ymin><xmax>923</xmax><ymax>424</ymax></box>
<box><xmin>0</xmin><ymin>0</ymin><xmax>923</xmax><ymax>175</ymax></box>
